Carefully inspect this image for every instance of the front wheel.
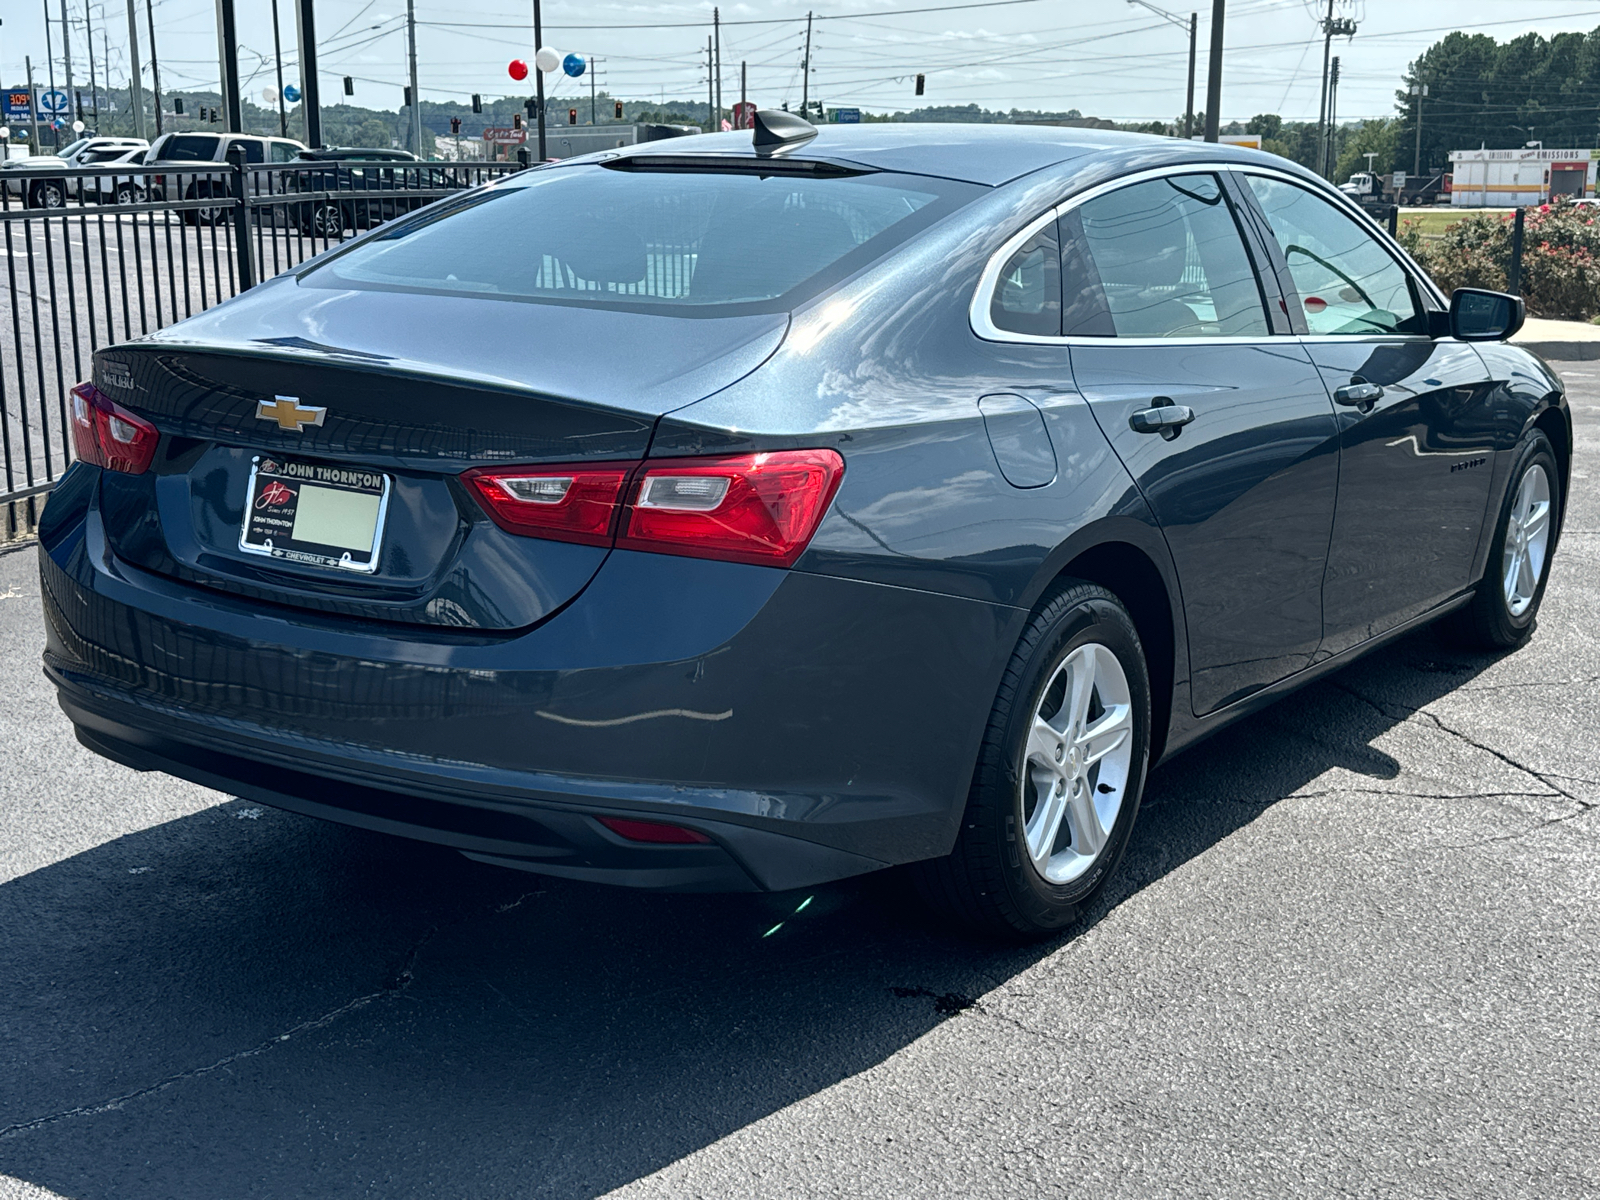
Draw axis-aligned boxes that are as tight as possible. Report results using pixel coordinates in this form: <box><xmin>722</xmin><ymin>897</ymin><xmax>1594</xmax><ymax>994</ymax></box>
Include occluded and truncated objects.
<box><xmin>916</xmin><ymin>581</ymin><xmax>1152</xmax><ymax>940</ymax></box>
<box><xmin>1446</xmin><ymin>429</ymin><xmax>1561</xmax><ymax>650</ymax></box>
<box><xmin>28</xmin><ymin>179</ymin><xmax>65</xmax><ymax>209</ymax></box>
<box><xmin>115</xmin><ymin>182</ymin><xmax>147</xmax><ymax>205</ymax></box>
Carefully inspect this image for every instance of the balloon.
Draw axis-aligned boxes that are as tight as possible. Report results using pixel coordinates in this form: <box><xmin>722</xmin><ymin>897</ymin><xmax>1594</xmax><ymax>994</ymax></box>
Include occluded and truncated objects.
<box><xmin>262</xmin><ymin>87</ymin><xmax>276</xmax><ymax>102</ymax></box>
<box><xmin>508</xmin><ymin>59</ymin><xmax>529</xmax><ymax>82</ymax></box>
<box><xmin>562</xmin><ymin>53</ymin><xmax>586</xmax><ymax>78</ymax></box>
<box><xmin>534</xmin><ymin>47</ymin><xmax>561</xmax><ymax>74</ymax></box>
<box><xmin>72</xmin><ymin>119</ymin><xmax>85</xmax><ymax>132</ymax></box>
<box><xmin>284</xmin><ymin>84</ymin><xmax>301</xmax><ymax>102</ymax></box>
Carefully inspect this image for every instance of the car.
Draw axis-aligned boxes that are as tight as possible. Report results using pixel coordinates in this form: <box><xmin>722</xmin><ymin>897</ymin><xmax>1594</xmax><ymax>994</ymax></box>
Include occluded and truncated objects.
<box><xmin>290</xmin><ymin>146</ymin><xmax>428</xmax><ymax>236</ymax></box>
<box><xmin>142</xmin><ymin>130</ymin><xmax>307</xmax><ymax>223</ymax></box>
<box><xmin>39</xmin><ymin>117</ymin><xmax>1569</xmax><ymax>939</ymax></box>
<box><xmin>0</xmin><ymin>137</ymin><xmax>152</xmax><ymax>207</ymax></box>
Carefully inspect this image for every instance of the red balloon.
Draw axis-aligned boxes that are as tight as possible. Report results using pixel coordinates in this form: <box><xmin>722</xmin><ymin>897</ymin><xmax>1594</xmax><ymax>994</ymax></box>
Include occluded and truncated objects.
<box><xmin>508</xmin><ymin>59</ymin><xmax>529</xmax><ymax>81</ymax></box>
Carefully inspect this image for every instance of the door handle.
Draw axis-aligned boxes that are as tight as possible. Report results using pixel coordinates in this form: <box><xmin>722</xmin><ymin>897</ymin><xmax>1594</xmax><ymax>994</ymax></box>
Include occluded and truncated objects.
<box><xmin>1129</xmin><ymin>401</ymin><xmax>1196</xmax><ymax>440</ymax></box>
<box><xmin>1333</xmin><ymin>378</ymin><xmax>1384</xmax><ymax>412</ymax></box>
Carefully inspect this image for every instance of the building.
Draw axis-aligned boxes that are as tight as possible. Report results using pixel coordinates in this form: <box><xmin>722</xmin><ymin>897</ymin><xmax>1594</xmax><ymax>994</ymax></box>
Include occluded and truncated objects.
<box><xmin>1449</xmin><ymin>148</ymin><xmax>1597</xmax><ymax>207</ymax></box>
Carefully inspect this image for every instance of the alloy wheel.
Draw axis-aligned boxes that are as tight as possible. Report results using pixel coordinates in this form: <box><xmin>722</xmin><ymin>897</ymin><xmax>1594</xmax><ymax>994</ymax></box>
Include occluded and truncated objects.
<box><xmin>1502</xmin><ymin>463</ymin><xmax>1552</xmax><ymax>617</ymax></box>
<box><xmin>1020</xmin><ymin>641</ymin><xmax>1135</xmax><ymax>885</ymax></box>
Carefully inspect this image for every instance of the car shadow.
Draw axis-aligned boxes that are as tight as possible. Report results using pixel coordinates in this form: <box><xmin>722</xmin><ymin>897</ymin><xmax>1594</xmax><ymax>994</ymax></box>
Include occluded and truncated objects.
<box><xmin>0</xmin><ymin>626</ymin><xmax>1502</xmax><ymax>1200</ymax></box>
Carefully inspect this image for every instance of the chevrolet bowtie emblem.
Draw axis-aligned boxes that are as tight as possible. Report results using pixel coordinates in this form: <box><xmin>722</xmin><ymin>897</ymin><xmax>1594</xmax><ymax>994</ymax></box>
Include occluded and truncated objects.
<box><xmin>257</xmin><ymin>396</ymin><xmax>326</xmax><ymax>432</ymax></box>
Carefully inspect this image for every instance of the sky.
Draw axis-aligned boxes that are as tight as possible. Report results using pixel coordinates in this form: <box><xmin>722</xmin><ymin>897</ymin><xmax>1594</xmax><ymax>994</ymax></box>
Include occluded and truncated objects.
<box><xmin>3</xmin><ymin>0</ymin><xmax>1600</xmax><ymax>127</ymax></box>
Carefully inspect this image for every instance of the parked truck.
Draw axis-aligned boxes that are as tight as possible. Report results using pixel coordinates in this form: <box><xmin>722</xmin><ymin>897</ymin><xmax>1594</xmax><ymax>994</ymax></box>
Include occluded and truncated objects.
<box><xmin>1339</xmin><ymin>170</ymin><xmax>1451</xmax><ymax>209</ymax></box>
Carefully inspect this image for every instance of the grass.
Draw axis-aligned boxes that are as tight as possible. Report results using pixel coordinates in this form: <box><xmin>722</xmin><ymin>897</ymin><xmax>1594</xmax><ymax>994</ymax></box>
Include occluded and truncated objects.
<box><xmin>1397</xmin><ymin>207</ymin><xmax>1513</xmax><ymax>237</ymax></box>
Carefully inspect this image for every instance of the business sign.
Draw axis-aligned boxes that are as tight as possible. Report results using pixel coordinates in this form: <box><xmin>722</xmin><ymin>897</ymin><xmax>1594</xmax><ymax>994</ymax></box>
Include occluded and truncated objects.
<box><xmin>2</xmin><ymin>90</ymin><xmax>33</xmax><ymax>122</ymax></box>
<box><xmin>38</xmin><ymin>89</ymin><xmax>68</xmax><ymax>115</ymax></box>
<box><xmin>1392</xmin><ymin>171</ymin><xmax>1407</xmax><ymax>191</ymax></box>
<box><xmin>482</xmin><ymin>126</ymin><xmax>527</xmax><ymax>145</ymax></box>
<box><xmin>831</xmin><ymin>107</ymin><xmax>861</xmax><ymax>124</ymax></box>
<box><xmin>731</xmin><ymin>101</ymin><xmax>757</xmax><ymax>130</ymax></box>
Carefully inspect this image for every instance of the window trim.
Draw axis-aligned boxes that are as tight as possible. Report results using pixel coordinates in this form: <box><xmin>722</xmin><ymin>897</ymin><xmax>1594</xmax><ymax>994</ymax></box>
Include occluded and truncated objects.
<box><xmin>970</xmin><ymin>162</ymin><xmax>1447</xmax><ymax>347</ymax></box>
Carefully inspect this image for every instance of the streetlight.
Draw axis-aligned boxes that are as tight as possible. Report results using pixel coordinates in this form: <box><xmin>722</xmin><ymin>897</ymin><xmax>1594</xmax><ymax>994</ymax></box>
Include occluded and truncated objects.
<box><xmin>1127</xmin><ymin>0</ymin><xmax>1198</xmax><ymax>140</ymax></box>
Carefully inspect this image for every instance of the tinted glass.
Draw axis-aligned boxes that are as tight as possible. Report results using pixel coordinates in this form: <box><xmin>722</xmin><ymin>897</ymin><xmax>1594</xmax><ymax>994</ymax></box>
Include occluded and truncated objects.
<box><xmin>303</xmin><ymin>167</ymin><xmax>972</xmax><ymax>314</ymax></box>
<box><xmin>79</xmin><ymin>148</ymin><xmax>128</xmax><ymax>163</ymax></box>
<box><xmin>1243</xmin><ymin>175</ymin><xmax>1424</xmax><ymax>336</ymax></box>
<box><xmin>990</xmin><ymin>221</ymin><xmax>1061</xmax><ymax>336</ymax></box>
<box><xmin>1075</xmin><ymin>174</ymin><xmax>1268</xmax><ymax>338</ymax></box>
<box><xmin>1059</xmin><ymin>207</ymin><xmax>1114</xmax><ymax>337</ymax></box>
<box><xmin>270</xmin><ymin>141</ymin><xmax>299</xmax><ymax>163</ymax></box>
<box><xmin>228</xmin><ymin>139</ymin><xmax>266</xmax><ymax>164</ymax></box>
<box><xmin>161</xmin><ymin>135</ymin><xmax>221</xmax><ymax>162</ymax></box>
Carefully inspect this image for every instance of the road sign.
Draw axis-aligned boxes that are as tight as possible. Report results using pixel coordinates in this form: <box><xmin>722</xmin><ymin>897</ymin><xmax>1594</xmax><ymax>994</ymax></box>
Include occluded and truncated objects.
<box><xmin>732</xmin><ymin>101</ymin><xmax>757</xmax><ymax>129</ymax></box>
<box><xmin>832</xmin><ymin>107</ymin><xmax>861</xmax><ymax>124</ymax></box>
<box><xmin>1392</xmin><ymin>170</ymin><xmax>1407</xmax><ymax>191</ymax></box>
<box><xmin>3</xmin><ymin>91</ymin><xmax>33</xmax><ymax>122</ymax></box>
<box><xmin>39</xmin><ymin>89</ymin><xmax>68</xmax><ymax>115</ymax></box>
<box><xmin>482</xmin><ymin>127</ymin><xmax>527</xmax><ymax>145</ymax></box>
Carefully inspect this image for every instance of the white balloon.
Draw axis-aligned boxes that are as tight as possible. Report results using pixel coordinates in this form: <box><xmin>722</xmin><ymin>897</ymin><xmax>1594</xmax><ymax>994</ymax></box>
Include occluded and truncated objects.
<box><xmin>534</xmin><ymin>46</ymin><xmax>561</xmax><ymax>73</ymax></box>
<box><xmin>262</xmin><ymin>88</ymin><xmax>276</xmax><ymax>102</ymax></box>
<box><xmin>72</xmin><ymin>119</ymin><xmax>85</xmax><ymax>132</ymax></box>
<box><xmin>0</xmin><ymin>127</ymin><xmax>10</xmax><ymax>140</ymax></box>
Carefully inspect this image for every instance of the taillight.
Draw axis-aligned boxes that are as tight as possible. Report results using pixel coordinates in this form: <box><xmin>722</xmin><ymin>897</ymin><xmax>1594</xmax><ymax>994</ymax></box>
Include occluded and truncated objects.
<box><xmin>462</xmin><ymin>464</ymin><xmax>631</xmax><ymax>546</ymax></box>
<box><xmin>619</xmin><ymin>450</ymin><xmax>845</xmax><ymax>568</ymax></box>
<box><xmin>596</xmin><ymin>816</ymin><xmax>713</xmax><ymax>845</ymax></box>
<box><xmin>464</xmin><ymin>450</ymin><xmax>844</xmax><ymax>568</ymax></box>
<box><xmin>70</xmin><ymin>383</ymin><xmax>159</xmax><ymax>474</ymax></box>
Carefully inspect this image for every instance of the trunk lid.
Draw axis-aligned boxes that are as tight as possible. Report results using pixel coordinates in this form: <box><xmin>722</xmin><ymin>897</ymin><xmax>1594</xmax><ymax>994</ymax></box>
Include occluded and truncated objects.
<box><xmin>93</xmin><ymin>277</ymin><xmax>788</xmax><ymax>631</ymax></box>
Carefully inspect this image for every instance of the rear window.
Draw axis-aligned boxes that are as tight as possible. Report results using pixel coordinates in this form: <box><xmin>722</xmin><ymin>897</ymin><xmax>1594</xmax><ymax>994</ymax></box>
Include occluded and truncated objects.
<box><xmin>300</xmin><ymin>165</ymin><xmax>978</xmax><ymax>315</ymax></box>
<box><xmin>159</xmin><ymin>135</ymin><xmax>220</xmax><ymax>162</ymax></box>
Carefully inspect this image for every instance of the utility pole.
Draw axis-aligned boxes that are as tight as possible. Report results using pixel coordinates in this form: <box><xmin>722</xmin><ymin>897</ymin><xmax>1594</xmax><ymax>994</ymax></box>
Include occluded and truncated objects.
<box><xmin>1127</xmin><ymin>2</ymin><xmax>1197</xmax><ymax>139</ymax></box>
<box><xmin>1411</xmin><ymin>81</ymin><xmax>1428</xmax><ymax>176</ymax></box>
<box><xmin>124</xmin><ymin>0</ymin><xmax>146</xmax><ymax>140</ymax></box>
<box><xmin>215</xmin><ymin>0</ymin><xmax>243</xmax><ymax>131</ymax></box>
<box><xmin>589</xmin><ymin>56</ymin><xmax>597</xmax><ymax>124</ymax></box>
<box><xmin>86</xmin><ymin>3</ymin><xmax>100</xmax><ymax>128</ymax></box>
<box><xmin>713</xmin><ymin>7</ymin><xmax>722</xmax><ymax>130</ymax></box>
<box><xmin>706</xmin><ymin>36</ymin><xmax>714</xmax><ymax>132</ymax></box>
<box><xmin>740</xmin><ymin>59</ymin><xmax>747</xmax><ymax>128</ymax></box>
<box><xmin>802</xmin><ymin>11</ymin><xmax>812</xmax><ymax>119</ymax></box>
<box><xmin>145</xmin><ymin>0</ymin><xmax>162</xmax><ymax>135</ymax></box>
<box><xmin>59</xmin><ymin>0</ymin><xmax>74</xmax><ymax>124</ymax></box>
<box><xmin>295</xmin><ymin>0</ymin><xmax>322</xmax><ymax>147</ymax></box>
<box><xmin>42</xmin><ymin>0</ymin><xmax>56</xmax><ymax>102</ymax></box>
<box><xmin>270</xmin><ymin>0</ymin><xmax>287</xmax><ymax>137</ymax></box>
<box><xmin>26</xmin><ymin>56</ymin><xmax>42</xmax><ymax>152</ymax></box>
<box><xmin>1316</xmin><ymin>2</ymin><xmax>1357</xmax><ymax>179</ymax></box>
<box><xmin>533</xmin><ymin>0</ymin><xmax>546</xmax><ymax>161</ymax></box>
<box><xmin>405</xmin><ymin>0</ymin><xmax>422</xmax><ymax>156</ymax></box>
<box><xmin>1202</xmin><ymin>0</ymin><xmax>1223</xmax><ymax>142</ymax></box>
<box><xmin>1326</xmin><ymin>56</ymin><xmax>1341</xmax><ymax>178</ymax></box>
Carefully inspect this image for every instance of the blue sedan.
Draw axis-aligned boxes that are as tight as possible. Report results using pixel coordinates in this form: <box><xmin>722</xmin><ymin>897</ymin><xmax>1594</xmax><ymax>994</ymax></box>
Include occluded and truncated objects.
<box><xmin>40</xmin><ymin>114</ymin><xmax>1568</xmax><ymax>938</ymax></box>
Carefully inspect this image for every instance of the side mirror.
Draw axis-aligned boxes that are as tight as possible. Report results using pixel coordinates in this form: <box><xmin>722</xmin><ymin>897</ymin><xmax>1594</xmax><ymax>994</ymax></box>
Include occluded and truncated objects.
<box><xmin>1449</xmin><ymin>288</ymin><xmax>1525</xmax><ymax>342</ymax></box>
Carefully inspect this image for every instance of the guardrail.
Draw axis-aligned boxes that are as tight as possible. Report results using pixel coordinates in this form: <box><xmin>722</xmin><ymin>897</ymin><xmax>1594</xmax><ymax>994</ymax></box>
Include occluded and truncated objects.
<box><xmin>1</xmin><ymin>153</ymin><xmax>523</xmax><ymax>533</ymax></box>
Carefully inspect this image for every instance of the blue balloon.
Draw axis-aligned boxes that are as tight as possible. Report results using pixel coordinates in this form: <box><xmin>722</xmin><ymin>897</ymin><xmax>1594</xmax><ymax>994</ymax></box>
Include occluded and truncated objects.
<box><xmin>562</xmin><ymin>53</ymin><xmax>586</xmax><ymax>78</ymax></box>
<box><xmin>283</xmin><ymin>84</ymin><xmax>301</xmax><ymax>103</ymax></box>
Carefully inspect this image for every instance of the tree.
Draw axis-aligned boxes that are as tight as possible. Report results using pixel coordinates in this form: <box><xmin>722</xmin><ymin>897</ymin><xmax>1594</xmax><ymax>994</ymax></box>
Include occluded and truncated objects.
<box><xmin>1333</xmin><ymin>118</ymin><xmax>1400</xmax><ymax>182</ymax></box>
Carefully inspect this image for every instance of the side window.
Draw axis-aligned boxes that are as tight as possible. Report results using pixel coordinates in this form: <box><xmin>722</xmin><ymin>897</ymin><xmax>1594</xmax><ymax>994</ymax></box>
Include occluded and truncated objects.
<box><xmin>990</xmin><ymin>221</ymin><xmax>1061</xmax><ymax>337</ymax></box>
<box><xmin>270</xmin><ymin>141</ymin><xmax>298</xmax><ymax>163</ymax></box>
<box><xmin>227</xmin><ymin>139</ymin><xmax>266</xmax><ymax>164</ymax></box>
<box><xmin>1242</xmin><ymin>175</ymin><xmax>1425</xmax><ymax>336</ymax></box>
<box><xmin>1072</xmin><ymin>173</ymin><xmax>1269</xmax><ymax>338</ymax></box>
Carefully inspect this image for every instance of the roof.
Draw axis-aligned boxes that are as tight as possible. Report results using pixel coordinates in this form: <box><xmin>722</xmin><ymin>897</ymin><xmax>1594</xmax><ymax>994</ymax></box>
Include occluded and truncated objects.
<box><xmin>601</xmin><ymin>122</ymin><xmax>1303</xmax><ymax>188</ymax></box>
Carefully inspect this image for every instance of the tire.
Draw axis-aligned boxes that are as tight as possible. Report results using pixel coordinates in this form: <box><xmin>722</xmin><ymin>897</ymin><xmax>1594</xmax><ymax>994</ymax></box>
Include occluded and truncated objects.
<box><xmin>307</xmin><ymin>202</ymin><xmax>346</xmax><ymax>238</ymax></box>
<box><xmin>1445</xmin><ymin>429</ymin><xmax>1561</xmax><ymax>651</ymax></box>
<box><xmin>916</xmin><ymin>580</ymin><xmax>1152</xmax><ymax>940</ymax></box>
<box><xmin>28</xmin><ymin>180</ymin><xmax>65</xmax><ymax>209</ymax></box>
<box><xmin>115</xmin><ymin>182</ymin><xmax>146</xmax><ymax>205</ymax></box>
<box><xmin>189</xmin><ymin>182</ymin><xmax>223</xmax><ymax>226</ymax></box>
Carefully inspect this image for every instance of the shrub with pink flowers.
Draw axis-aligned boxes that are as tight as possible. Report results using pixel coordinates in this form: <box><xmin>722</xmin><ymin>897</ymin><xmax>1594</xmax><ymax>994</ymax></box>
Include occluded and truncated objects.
<box><xmin>1402</xmin><ymin>197</ymin><xmax>1600</xmax><ymax>320</ymax></box>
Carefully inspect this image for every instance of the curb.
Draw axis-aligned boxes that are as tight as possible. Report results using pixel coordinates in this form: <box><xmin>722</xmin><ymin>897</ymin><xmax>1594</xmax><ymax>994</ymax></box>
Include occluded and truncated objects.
<box><xmin>1515</xmin><ymin>341</ymin><xmax>1600</xmax><ymax>361</ymax></box>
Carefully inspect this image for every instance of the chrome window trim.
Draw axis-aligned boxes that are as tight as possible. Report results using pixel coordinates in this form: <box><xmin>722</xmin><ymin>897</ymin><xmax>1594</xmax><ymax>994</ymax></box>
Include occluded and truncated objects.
<box><xmin>970</xmin><ymin>160</ymin><xmax>1446</xmax><ymax>346</ymax></box>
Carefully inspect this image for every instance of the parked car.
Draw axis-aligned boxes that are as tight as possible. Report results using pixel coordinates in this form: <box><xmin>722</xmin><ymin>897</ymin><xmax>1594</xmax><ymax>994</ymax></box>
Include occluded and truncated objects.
<box><xmin>143</xmin><ymin>130</ymin><xmax>307</xmax><ymax>223</ymax></box>
<box><xmin>290</xmin><ymin>146</ymin><xmax>425</xmax><ymax>236</ymax></box>
<box><xmin>41</xmin><ymin>119</ymin><xmax>1569</xmax><ymax>938</ymax></box>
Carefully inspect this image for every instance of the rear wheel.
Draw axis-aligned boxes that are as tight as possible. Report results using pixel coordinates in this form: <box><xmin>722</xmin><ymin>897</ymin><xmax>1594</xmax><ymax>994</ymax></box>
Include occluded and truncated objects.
<box><xmin>1446</xmin><ymin>429</ymin><xmax>1560</xmax><ymax>650</ymax></box>
<box><xmin>916</xmin><ymin>581</ymin><xmax>1151</xmax><ymax>940</ymax></box>
<box><xmin>115</xmin><ymin>182</ymin><xmax>147</xmax><ymax>205</ymax></box>
<box><xmin>28</xmin><ymin>179</ymin><xmax>65</xmax><ymax>209</ymax></box>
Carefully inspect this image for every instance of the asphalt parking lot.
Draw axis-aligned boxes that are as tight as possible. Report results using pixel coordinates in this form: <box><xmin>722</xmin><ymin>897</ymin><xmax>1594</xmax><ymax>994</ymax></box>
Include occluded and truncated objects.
<box><xmin>1</xmin><ymin>368</ymin><xmax>1597</xmax><ymax>1200</ymax></box>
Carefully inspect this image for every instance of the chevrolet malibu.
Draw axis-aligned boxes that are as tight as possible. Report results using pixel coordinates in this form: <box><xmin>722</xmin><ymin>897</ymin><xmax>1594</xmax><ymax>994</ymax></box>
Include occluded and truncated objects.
<box><xmin>39</xmin><ymin>115</ymin><xmax>1568</xmax><ymax>938</ymax></box>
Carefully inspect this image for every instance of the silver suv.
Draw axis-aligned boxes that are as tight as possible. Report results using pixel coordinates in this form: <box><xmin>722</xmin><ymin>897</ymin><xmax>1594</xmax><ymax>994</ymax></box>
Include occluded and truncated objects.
<box><xmin>145</xmin><ymin>131</ymin><xmax>307</xmax><ymax>223</ymax></box>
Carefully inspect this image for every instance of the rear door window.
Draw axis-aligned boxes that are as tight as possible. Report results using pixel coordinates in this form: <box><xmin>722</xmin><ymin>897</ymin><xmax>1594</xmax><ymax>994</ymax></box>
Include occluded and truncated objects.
<box><xmin>227</xmin><ymin>139</ymin><xmax>266</xmax><ymax>164</ymax></box>
<box><xmin>161</xmin><ymin>134</ymin><xmax>221</xmax><ymax>162</ymax></box>
<box><xmin>1064</xmin><ymin>173</ymin><xmax>1270</xmax><ymax>339</ymax></box>
<box><xmin>270</xmin><ymin>141</ymin><xmax>299</xmax><ymax>163</ymax></box>
<box><xmin>990</xmin><ymin>222</ymin><xmax>1061</xmax><ymax>336</ymax></box>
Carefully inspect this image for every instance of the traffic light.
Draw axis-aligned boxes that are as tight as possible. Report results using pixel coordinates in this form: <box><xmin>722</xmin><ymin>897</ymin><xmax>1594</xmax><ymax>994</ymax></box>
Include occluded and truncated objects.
<box><xmin>568</xmin><ymin>108</ymin><xmax>577</xmax><ymax>125</ymax></box>
<box><xmin>173</xmin><ymin>97</ymin><xmax>184</xmax><ymax>115</ymax></box>
<box><xmin>450</xmin><ymin>116</ymin><xmax>461</xmax><ymax>134</ymax></box>
<box><xmin>471</xmin><ymin>93</ymin><xmax>482</xmax><ymax>114</ymax></box>
<box><xmin>343</xmin><ymin>76</ymin><xmax>354</xmax><ymax>96</ymax></box>
<box><xmin>208</xmin><ymin>106</ymin><xmax>220</xmax><ymax>123</ymax></box>
<box><xmin>615</xmin><ymin>99</ymin><xmax>623</xmax><ymax>120</ymax></box>
<box><xmin>404</xmin><ymin>86</ymin><xmax>413</xmax><ymax>107</ymax></box>
<box><xmin>915</xmin><ymin>73</ymin><xmax>925</xmax><ymax>96</ymax></box>
<box><xmin>512</xmin><ymin>112</ymin><xmax>522</xmax><ymax>130</ymax></box>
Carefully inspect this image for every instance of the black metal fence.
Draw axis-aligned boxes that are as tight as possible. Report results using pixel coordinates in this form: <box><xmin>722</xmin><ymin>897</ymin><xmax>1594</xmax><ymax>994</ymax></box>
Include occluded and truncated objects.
<box><xmin>1</xmin><ymin>153</ymin><xmax>522</xmax><ymax>534</ymax></box>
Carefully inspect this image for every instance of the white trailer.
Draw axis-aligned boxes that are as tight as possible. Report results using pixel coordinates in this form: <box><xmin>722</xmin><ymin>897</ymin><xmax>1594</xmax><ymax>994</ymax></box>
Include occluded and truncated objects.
<box><xmin>1449</xmin><ymin>148</ymin><xmax>1597</xmax><ymax>207</ymax></box>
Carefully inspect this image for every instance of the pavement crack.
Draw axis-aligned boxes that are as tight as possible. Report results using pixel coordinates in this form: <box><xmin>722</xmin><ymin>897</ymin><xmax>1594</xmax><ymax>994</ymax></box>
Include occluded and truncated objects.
<box><xmin>1438</xmin><ymin>801</ymin><xmax>1600</xmax><ymax>850</ymax></box>
<box><xmin>0</xmin><ymin>923</ymin><xmax>438</xmax><ymax>1142</ymax></box>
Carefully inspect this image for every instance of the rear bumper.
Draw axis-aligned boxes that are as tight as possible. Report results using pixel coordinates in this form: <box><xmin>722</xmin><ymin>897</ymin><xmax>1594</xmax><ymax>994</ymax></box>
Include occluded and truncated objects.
<box><xmin>39</xmin><ymin>470</ymin><xmax>1022</xmax><ymax>891</ymax></box>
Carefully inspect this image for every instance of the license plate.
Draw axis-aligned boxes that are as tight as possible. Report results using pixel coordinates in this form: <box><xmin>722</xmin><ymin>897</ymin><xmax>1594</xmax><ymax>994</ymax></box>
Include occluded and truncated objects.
<box><xmin>239</xmin><ymin>455</ymin><xmax>390</xmax><ymax>573</ymax></box>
